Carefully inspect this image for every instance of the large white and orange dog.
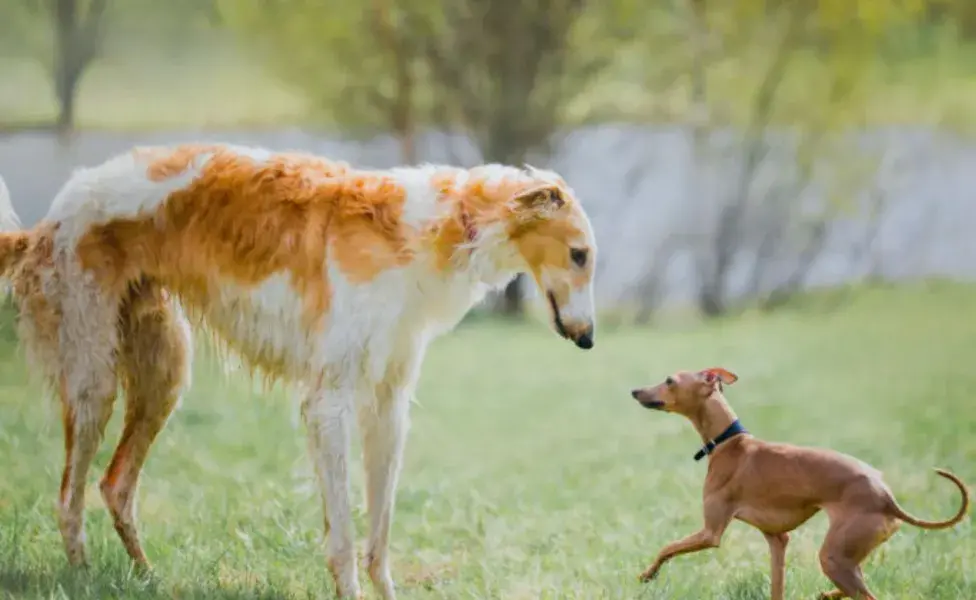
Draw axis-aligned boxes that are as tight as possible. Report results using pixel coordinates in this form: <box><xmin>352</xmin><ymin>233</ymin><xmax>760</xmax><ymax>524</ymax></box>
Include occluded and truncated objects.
<box><xmin>0</xmin><ymin>145</ymin><xmax>597</xmax><ymax>599</ymax></box>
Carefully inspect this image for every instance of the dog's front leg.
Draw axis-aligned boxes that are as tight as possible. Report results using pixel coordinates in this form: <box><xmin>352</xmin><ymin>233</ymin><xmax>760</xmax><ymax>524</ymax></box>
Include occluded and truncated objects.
<box><xmin>639</xmin><ymin>529</ymin><xmax>721</xmax><ymax>582</ymax></box>
<box><xmin>764</xmin><ymin>532</ymin><xmax>790</xmax><ymax>600</ymax></box>
<box><xmin>303</xmin><ymin>387</ymin><xmax>361</xmax><ymax>599</ymax></box>
<box><xmin>640</xmin><ymin>499</ymin><xmax>732</xmax><ymax>583</ymax></box>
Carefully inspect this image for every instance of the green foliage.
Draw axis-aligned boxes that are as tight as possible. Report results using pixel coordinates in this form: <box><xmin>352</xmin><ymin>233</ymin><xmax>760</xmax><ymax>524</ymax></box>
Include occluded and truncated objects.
<box><xmin>217</xmin><ymin>0</ymin><xmax>435</xmax><ymax>135</ymax></box>
<box><xmin>2</xmin><ymin>0</ymin><xmax>975</xmax><ymax>131</ymax></box>
<box><xmin>0</xmin><ymin>0</ymin><xmax>54</xmax><ymax>63</ymax></box>
<box><xmin>0</xmin><ymin>283</ymin><xmax>974</xmax><ymax>598</ymax></box>
<box><xmin>217</xmin><ymin>0</ymin><xmax>641</xmax><ymax>165</ymax></box>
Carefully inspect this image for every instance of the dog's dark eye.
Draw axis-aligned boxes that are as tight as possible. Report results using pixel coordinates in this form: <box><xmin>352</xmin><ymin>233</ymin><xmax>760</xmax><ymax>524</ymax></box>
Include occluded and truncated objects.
<box><xmin>665</xmin><ymin>377</ymin><xmax>675</xmax><ymax>387</ymax></box>
<box><xmin>570</xmin><ymin>248</ymin><xmax>588</xmax><ymax>267</ymax></box>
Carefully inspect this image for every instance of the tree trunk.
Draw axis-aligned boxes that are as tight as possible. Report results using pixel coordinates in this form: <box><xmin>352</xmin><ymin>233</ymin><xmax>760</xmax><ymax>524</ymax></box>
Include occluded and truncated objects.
<box><xmin>694</xmin><ymin>3</ymin><xmax>801</xmax><ymax>318</ymax></box>
<box><xmin>52</xmin><ymin>0</ymin><xmax>105</xmax><ymax>135</ymax></box>
<box><xmin>686</xmin><ymin>0</ymin><xmax>725</xmax><ymax>317</ymax></box>
<box><xmin>54</xmin><ymin>62</ymin><xmax>80</xmax><ymax>134</ymax></box>
<box><xmin>54</xmin><ymin>0</ymin><xmax>80</xmax><ymax>134</ymax></box>
<box><xmin>392</xmin><ymin>63</ymin><xmax>416</xmax><ymax>163</ymax></box>
<box><xmin>372</xmin><ymin>0</ymin><xmax>416</xmax><ymax>164</ymax></box>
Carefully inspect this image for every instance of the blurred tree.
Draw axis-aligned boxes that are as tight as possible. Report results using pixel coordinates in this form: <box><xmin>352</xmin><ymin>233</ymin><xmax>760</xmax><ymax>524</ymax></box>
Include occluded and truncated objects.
<box><xmin>670</xmin><ymin>0</ymin><xmax>929</xmax><ymax>316</ymax></box>
<box><xmin>0</xmin><ymin>0</ymin><xmax>219</xmax><ymax>132</ymax></box>
<box><xmin>929</xmin><ymin>0</ymin><xmax>976</xmax><ymax>39</ymax></box>
<box><xmin>218</xmin><ymin>0</ymin><xmax>432</xmax><ymax>163</ymax></box>
<box><xmin>51</xmin><ymin>0</ymin><xmax>108</xmax><ymax>133</ymax></box>
<box><xmin>4</xmin><ymin>0</ymin><xmax>111</xmax><ymax>133</ymax></box>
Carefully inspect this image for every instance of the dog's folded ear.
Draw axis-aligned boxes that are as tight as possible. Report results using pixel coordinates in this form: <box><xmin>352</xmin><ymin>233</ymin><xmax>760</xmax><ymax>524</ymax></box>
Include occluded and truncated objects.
<box><xmin>511</xmin><ymin>185</ymin><xmax>565</xmax><ymax>221</ymax></box>
<box><xmin>700</xmin><ymin>368</ymin><xmax>738</xmax><ymax>385</ymax></box>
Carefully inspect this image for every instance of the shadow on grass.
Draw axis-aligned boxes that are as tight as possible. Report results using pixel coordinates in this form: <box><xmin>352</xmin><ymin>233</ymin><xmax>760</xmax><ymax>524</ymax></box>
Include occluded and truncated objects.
<box><xmin>0</xmin><ymin>563</ymin><xmax>314</xmax><ymax>600</ymax></box>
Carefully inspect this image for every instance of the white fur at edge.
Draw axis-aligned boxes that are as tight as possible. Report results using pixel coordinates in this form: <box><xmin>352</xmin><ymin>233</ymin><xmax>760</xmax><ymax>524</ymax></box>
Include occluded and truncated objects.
<box><xmin>0</xmin><ymin>175</ymin><xmax>21</xmax><ymax>299</ymax></box>
<box><xmin>24</xmin><ymin>145</ymin><xmax>598</xmax><ymax>600</ymax></box>
<box><xmin>0</xmin><ymin>175</ymin><xmax>20</xmax><ymax>232</ymax></box>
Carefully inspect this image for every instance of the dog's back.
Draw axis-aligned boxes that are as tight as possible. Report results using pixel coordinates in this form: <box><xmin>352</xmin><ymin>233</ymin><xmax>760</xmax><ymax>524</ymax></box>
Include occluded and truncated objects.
<box><xmin>721</xmin><ymin>437</ymin><xmax>892</xmax><ymax>512</ymax></box>
<box><xmin>0</xmin><ymin>145</ymin><xmax>408</xmax><ymax>384</ymax></box>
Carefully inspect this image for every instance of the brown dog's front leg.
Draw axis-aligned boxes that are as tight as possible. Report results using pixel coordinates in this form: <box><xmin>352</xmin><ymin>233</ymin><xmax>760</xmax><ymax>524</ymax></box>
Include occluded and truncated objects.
<box><xmin>763</xmin><ymin>532</ymin><xmax>789</xmax><ymax>600</ymax></box>
<box><xmin>640</xmin><ymin>529</ymin><xmax>721</xmax><ymax>582</ymax></box>
<box><xmin>640</xmin><ymin>499</ymin><xmax>733</xmax><ymax>583</ymax></box>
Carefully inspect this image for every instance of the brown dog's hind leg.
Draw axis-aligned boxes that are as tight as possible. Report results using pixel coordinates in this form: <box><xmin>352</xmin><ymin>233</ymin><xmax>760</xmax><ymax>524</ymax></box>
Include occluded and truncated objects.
<box><xmin>818</xmin><ymin>560</ymin><xmax>874</xmax><ymax>600</ymax></box>
<box><xmin>817</xmin><ymin>511</ymin><xmax>897</xmax><ymax>600</ymax></box>
<box><xmin>100</xmin><ymin>283</ymin><xmax>191</xmax><ymax>568</ymax></box>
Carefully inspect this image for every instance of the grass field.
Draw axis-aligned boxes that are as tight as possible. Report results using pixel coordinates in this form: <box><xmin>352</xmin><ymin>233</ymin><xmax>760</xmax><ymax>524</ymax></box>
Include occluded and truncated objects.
<box><xmin>0</xmin><ymin>283</ymin><xmax>974</xmax><ymax>599</ymax></box>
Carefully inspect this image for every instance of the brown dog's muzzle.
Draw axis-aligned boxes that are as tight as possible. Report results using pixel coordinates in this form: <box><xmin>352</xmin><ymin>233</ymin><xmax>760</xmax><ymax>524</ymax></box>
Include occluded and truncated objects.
<box><xmin>632</xmin><ymin>389</ymin><xmax>665</xmax><ymax>410</ymax></box>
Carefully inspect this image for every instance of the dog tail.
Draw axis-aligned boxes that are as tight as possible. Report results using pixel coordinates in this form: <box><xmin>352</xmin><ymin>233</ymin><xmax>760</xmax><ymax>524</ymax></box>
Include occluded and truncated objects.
<box><xmin>888</xmin><ymin>469</ymin><xmax>970</xmax><ymax>530</ymax></box>
<box><xmin>0</xmin><ymin>176</ymin><xmax>30</xmax><ymax>284</ymax></box>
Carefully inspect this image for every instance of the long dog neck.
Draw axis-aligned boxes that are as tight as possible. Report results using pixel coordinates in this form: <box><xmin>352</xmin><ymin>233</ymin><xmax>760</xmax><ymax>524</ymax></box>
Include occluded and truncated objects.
<box><xmin>423</xmin><ymin>164</ymin><xmax>547</xmax><ymax>285</ymax></box>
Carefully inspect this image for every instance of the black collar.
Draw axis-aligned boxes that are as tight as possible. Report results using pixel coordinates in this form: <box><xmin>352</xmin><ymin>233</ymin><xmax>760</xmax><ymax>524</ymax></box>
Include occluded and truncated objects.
<box><xmin>694</xmin><ymin>420</ymin><xmax>748</xmax><ymax>461</ymax></box>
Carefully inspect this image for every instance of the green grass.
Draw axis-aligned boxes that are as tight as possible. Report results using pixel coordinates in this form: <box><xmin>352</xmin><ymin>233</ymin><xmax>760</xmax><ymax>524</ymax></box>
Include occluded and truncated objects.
<box><xmin>1</xmin><ymin>282</ymin><xmax>974</xmax><ymax>599</ymax></box>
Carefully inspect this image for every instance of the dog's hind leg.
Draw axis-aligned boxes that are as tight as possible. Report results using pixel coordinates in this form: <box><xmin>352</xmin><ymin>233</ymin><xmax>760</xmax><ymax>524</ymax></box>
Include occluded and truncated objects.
<box><xmin>100</xmin><ymin>282</ymin><xmax>191</xmax><ymax>567</ymax></box>
<box><xmin>359</xmin><ymin>359</ymin><xmax>417</xmax><ymax>600</ymax></box>
<box><xmin>56</xmin><ymin>276</ymin><xmax>121</xmax><ymax>566</ymax></box>
<box><xmin>818</xmin><ymin>510</ymin><xmax>894</xmax><ymax>600</ymax></box>
<box><xmin>303</xmin><ymin>384</ymin><xmax>361</xmax><ymax>599</ymax></box>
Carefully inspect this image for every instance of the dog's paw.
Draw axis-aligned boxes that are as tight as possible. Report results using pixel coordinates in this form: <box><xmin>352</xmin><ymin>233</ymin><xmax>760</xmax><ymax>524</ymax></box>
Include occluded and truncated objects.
<box><xmin>638</xmin><ymin>567</ymin><xmax>660</xmax><ymax>583</ymax></box>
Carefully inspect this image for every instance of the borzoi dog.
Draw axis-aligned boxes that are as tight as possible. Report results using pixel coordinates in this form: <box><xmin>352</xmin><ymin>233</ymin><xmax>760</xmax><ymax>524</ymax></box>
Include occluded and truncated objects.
<box><xmin>0</xmin><ymin>144</ymin><xmax>597</xmax><ymax>599</ymax></box>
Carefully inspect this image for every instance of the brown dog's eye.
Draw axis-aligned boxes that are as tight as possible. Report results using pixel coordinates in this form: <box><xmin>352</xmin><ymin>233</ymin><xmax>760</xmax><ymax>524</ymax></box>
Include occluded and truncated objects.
<box><xmin>570</xmin><ymin>248</ymin><xmax>588</xmax><ymax>267</ymax></box>
<box><xmin>665</xmin><ymin>377</ymin><xmax>675</xmax><ymax>387</ymax></box>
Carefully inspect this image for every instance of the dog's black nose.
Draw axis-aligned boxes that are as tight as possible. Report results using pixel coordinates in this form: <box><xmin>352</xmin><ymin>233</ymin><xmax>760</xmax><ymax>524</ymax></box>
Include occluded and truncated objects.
<box><xmin>575</xmin><ymin>332</ymin><xmax>593</xmax><ymax>350</ymax></box>
<box><xmin>631</xmin><ymin>389</ymin><xmax>640</xmax><ymax>399</ymax></box>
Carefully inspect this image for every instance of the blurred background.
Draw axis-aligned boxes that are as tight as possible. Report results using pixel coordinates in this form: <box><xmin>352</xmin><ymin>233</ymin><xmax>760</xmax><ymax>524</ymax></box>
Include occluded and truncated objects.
<box><xmin>1</xmin><ymin>0</ymin><xmax>974</xmax><ymax>318</ymax></box>
<box><xmin>1</xmin><ymin>3</ymin><xmax>976</xmax><ymax>599</ymax></box>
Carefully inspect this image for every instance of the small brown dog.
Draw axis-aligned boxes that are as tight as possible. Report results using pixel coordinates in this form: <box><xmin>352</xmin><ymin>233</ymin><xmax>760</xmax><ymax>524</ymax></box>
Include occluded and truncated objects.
<box><xmin>631</xmin><ymin>368</ymin><xmax>969</xmax><ymax>600</ymax></box>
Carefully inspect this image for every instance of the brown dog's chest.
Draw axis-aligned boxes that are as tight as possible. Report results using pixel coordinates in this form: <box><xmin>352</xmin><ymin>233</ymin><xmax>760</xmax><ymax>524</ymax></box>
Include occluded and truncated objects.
<box><xmin>734</xmin><ymin>502</ymin><xmax>821</xmax><ymax>534</ymax></box>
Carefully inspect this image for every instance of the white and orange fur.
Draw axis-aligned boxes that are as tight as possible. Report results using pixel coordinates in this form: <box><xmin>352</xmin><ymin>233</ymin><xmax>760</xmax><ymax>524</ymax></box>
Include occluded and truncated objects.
<box><xmin>0</xmin><ymin>144</ymin><xmax>597</xmax><ymax>599</ymax></box>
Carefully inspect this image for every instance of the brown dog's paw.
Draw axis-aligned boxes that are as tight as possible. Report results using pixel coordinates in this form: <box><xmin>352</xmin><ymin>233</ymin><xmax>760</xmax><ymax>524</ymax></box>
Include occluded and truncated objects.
<box><xmin>638</xmin><ymin>567</ymin><xmax>660</xmax><ymax>583</ymax></box>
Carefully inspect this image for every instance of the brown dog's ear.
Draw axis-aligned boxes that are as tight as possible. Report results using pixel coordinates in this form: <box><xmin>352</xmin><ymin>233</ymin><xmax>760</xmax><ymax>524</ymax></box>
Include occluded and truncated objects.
<box><xmin>512</xmin><ymin>185</ymin><xmax>565</xmax><ymax>221</ymax></box>
<box><xmin>700</xmin><ymin>368</ymin><xmax>738</xmax><ymax>385</ymax></box>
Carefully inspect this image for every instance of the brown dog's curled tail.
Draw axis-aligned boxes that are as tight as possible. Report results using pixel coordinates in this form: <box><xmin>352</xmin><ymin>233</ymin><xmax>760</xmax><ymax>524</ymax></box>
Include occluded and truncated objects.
<box><xmin>889</xmin><ymin>469</ymin><xmax>970</xmax><ymax>530</ymax></box>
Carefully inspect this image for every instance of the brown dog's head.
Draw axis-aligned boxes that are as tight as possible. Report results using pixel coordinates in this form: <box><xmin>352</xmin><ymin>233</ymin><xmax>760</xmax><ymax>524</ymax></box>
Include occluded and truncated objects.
<box><xmin>630</xmin><ymin>368</ymin><xmax>738</xmax><ymax>415</ymax></box>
